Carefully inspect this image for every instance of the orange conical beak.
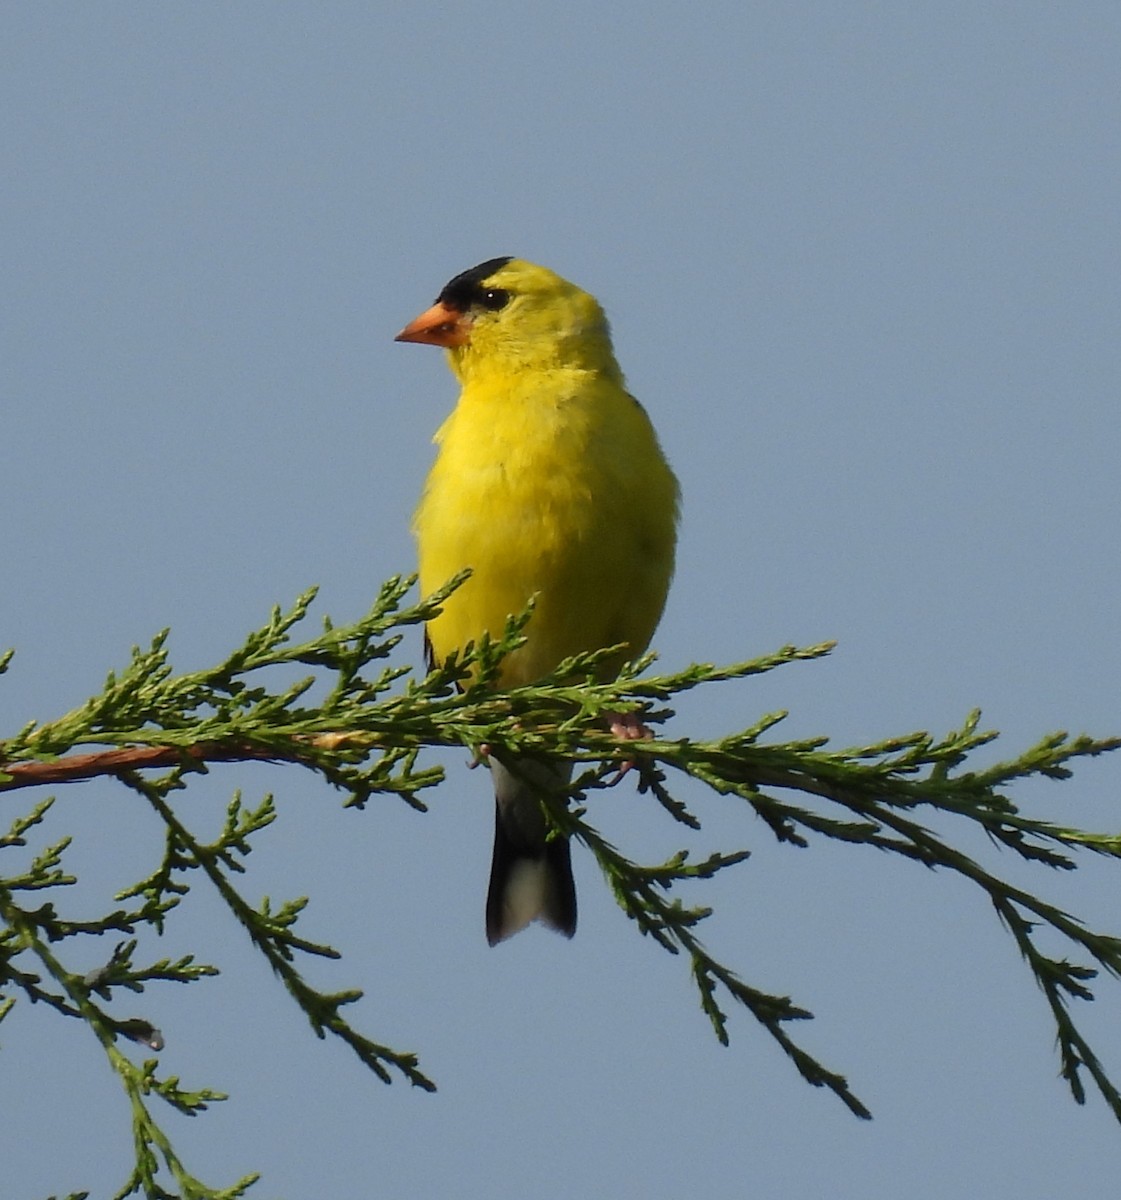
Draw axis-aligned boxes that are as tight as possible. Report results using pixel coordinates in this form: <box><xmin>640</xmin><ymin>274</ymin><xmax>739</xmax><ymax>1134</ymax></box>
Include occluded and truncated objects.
<box><xmin>394</xmin><ymin>302</ymin><xmax>470</xmax><ymax>348</ymax></box>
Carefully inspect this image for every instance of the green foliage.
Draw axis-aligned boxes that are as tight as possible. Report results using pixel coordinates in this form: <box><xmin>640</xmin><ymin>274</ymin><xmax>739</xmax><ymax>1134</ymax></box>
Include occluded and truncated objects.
<box><xmin>2</xmin><ymin>576</ymin><xmax>1120</xmax><ymax>1195</ymax></box>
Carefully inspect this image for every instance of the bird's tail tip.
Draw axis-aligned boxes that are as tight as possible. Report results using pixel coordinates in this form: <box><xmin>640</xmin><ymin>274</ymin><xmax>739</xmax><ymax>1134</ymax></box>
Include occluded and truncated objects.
<box><xmin>486</xmin><ymin>834</ymin><xmax>577</xmax><ymax>946</ymax></box>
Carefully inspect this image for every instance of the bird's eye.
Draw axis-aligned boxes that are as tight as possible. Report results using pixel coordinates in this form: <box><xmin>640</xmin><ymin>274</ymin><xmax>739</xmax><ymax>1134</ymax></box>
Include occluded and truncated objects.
<box><xmin>477</xmin><ymin>287</ymin><xmax>510</xmax><ymax>311</ymax></box>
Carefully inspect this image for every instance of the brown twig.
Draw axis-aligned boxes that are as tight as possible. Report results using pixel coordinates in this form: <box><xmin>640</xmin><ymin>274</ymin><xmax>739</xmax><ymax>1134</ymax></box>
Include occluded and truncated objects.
<box><xmin>0</xmin><ymin>737</ymin><xmax>346</xmax><ymax>792</ymax></box>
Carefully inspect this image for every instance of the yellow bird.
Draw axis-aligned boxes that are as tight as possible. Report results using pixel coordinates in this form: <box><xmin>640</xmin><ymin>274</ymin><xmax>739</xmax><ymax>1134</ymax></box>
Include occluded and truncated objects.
<box><xmin>397</xmin><ymin>257</ymin><xmax>679</xmax><ymax>944</ymax></box>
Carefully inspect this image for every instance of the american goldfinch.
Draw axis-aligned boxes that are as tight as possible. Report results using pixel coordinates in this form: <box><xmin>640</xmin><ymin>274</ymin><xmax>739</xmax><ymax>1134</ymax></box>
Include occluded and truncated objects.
<box><xmin>397</xmin><ymin>257</ymin><xmax>679</xmax><ymax>944</ymax></box>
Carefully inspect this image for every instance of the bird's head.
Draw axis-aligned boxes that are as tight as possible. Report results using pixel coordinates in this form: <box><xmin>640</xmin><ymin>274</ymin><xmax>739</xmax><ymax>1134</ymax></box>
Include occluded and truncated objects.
<box><xmin>396</xmin><ymin>257</ymin><xmax>621</xmax><ymax>382</ymax></box>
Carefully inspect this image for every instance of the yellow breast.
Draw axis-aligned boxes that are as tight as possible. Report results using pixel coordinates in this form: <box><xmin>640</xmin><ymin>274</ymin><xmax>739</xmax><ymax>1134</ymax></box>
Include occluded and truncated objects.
<box><xmin>414</xmin><ymin>369</ymin><xmax>678</xmax><ymax>687</ymax></box>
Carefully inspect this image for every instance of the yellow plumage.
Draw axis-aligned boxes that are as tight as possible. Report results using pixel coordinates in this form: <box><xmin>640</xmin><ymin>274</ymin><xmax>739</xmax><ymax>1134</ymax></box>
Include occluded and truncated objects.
<box><xmin>398</xmin><ymin>257</ymin><xmax>678</xmax><ymax>943</ymax></box>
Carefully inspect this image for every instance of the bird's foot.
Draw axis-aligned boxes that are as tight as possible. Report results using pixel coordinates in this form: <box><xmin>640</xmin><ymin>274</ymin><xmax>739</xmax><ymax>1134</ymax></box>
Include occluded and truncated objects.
<box><xmin>468</xmin><ymin>743</ymin><xmax>493</xmax><ymax>769</ymax></box>
<box><xmin>605</xmin><ymin>710</ymin><xmax>652</xmax><ymax>782</ymax></box>
<box><xmin>607</xmin><ymin>710</ymin><xmax>651</xmax><ymax>742</ymax></box>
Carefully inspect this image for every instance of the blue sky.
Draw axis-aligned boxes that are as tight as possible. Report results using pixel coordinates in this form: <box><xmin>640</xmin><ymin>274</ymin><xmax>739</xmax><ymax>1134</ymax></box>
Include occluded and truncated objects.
<box><xmin>4</xmin><ymin>4</ymin><xmax>1121</xmax><ymax>1196</ymax></box>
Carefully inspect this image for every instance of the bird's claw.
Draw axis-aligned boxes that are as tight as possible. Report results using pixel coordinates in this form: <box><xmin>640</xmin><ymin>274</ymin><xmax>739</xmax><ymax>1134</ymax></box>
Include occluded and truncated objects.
<box><xmin>605</xmin><ymin>710</ymin><xmax>652</xmax><ymax>782</ymax></box>
<box><xmin>468</xmin><ymin>743</ymin><xmax>493</xmax><ymax>769</ymax></box>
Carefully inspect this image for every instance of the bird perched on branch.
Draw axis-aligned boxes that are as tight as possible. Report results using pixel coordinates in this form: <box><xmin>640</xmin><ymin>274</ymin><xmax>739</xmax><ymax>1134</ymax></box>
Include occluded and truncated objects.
<box><xmin>397</xmin><ymin>257</ymin><xmax>679</xmax><ymax>944</ymax></box>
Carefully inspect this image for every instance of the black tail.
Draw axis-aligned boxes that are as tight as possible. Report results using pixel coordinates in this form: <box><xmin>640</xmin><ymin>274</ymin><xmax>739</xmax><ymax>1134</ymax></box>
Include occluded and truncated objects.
<box><xmin>485</xmin><ymin>757</ymin><xmax>577</xmax><ymax>945</ymax></box>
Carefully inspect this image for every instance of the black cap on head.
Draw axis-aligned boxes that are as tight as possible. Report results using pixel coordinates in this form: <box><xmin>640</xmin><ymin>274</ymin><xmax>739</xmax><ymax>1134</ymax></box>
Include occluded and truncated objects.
<box><xmin>437</xmin><ymin>256</ymin><xmax>514</xmax><ymax>312</ymax></box>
